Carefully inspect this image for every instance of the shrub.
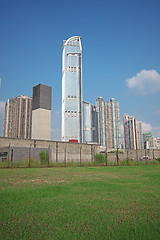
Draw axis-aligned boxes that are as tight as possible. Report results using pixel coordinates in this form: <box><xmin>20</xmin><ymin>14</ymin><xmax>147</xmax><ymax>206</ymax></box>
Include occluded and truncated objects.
<box><xmin>156</xmin><ymin>158</ymin><xmax>160</xmax><ymax>163</ymax></box>
<box><xmin>109</xmin><ymin>150</ymin><xmax>124</xmax><ymax>154</ymax></box>
<box><xmin>120</xmin><ymin>159</ymin><xmax>132</xmax><ymax>166</ymax></box>
<box><xmin>95</xmin><ymin>153</ymin><xmax>106</xmax><ymax>164</ymax></box>
<box><xmin>39</xmin><ymin>150</ymin><xmax>48</xmax><ymax>165</ymax></box>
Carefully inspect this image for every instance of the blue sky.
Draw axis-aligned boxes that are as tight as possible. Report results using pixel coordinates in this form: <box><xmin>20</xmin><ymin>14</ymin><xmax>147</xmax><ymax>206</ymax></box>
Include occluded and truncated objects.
<box><xmin>0</xmin><ymin>0</ymin><xmax>160</xmax><ymax>140</ymax></box>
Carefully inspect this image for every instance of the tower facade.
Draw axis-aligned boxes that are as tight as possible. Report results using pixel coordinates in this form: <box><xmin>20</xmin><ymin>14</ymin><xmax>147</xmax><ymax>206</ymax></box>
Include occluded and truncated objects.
<box><xmin>106</xmin><ymin>98</ymin><xmax>121</xmax><ymax>149</ymax></box>
<box><xmin>96</xmin><ymin>97</ymin><xmax>106</xmax><ymax>146</ymax></box>
<box><xmin>62</xmin><ymin>36</ymin><xmax>83</xmax><ymax>142</ymax></box>
<box><xmin>31</xmin><ymin>84</ymin><xmax>52</xmax><ymax>140</ymax></box>
<box><xmin>83</xmin><ymin>101</ymin><xmax>98</xmax><ymax>144</ymax></box>
<box><xmin>3</xmin><ymin>95</ymin><xmax>32</xmax><ymax>139</ymax></box>
<box><xmin>123</xmin><ymin>114</ymin><xmax>139</xmax><ymax>150</ymax></box>
<box><xmin>137</xmin><ymin>121</ymin><xmax>144</xmax><ymax>149</ymax></box>
<box><xmin>96</xmin><ymin>97</ymin><xmax>121</xmax><ymax>148</ymax></box>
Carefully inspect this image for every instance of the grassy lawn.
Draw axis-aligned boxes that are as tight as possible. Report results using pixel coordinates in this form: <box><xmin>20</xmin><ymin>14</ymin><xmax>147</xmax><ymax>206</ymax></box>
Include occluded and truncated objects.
<box><xmin>0</xmin><ymin>165</ymin><xmax>160</xmax><ymax>239</ymax></box>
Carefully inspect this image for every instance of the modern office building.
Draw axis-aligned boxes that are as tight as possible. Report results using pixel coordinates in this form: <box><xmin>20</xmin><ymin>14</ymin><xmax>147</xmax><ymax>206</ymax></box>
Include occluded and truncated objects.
<box><xmin>148</xmin><ymin>136</ymin><xmax>157</xmax><ymax>149</ymax></box>
<box><xmin>3</xmin><ymin>95</ymin><xmax>32</xmax><ymax>139</ymax></box>
<box><xmin>32</xmin><ymin>84</ymin><xmax>52</xmax><ymax>140</ymax></box>
<box><xmin>96</xmin><ymin>97</ymin><xmax>121</xmax><ymax>148</ymax></box>
<box><xmin>137</xmin><ymin>121</ymin><xmax>144</xmax><ymax>149</ymax></box>
<box><xmin>143</xmin><ymin>132</ymin><xmax>152</xmax><ymax>149</ymax></box>
<box><xmin>62</xmin><ymin>36</ymin><xmax>83</xmax><ymax>142</ymax></box>
<box><xmin>143</xmin><ymin>135</ymin><xmax>160</xmax><ymax>149</ymax></box>
<box><xmin>83</xmin><ymin>101</ymin><xmax>98</xmax><ymax>144</ymax></box>
<box><xmin>105</xmin><ymin>98</ymin><xmax>121</xmax><ymax>149</ymax></box>
<box><xmin>123</xmin><ymin>114</ymin><xmax>139</xmax><ymax>150</ymax></box>
<box><xmin>96</xmin><ymin>97</ymin><xmax>106</xmax><ymax>146</ymax></box>
<box><xmin>156</xmin><ymin>137</ymin><xmax>160</xmax><ymax>149</ymax></box>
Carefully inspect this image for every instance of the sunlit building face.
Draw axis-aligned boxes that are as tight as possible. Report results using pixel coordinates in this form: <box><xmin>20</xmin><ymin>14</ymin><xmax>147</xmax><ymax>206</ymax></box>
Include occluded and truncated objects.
<box><xmin>62</xmin><ymin>36</ymin><xmax>83</xmax><ymax>143</ymax></box>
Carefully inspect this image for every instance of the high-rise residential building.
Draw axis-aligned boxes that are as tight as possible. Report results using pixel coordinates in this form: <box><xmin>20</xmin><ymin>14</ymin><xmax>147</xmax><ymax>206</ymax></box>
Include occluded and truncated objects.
<box><xmin>137</xmin><ymin>121</ymin><xmax>144</xmax><ymax>149</ymax></box>
<box><xmin>62</xmin><ymin>36</ymin><xmax>83</xmax><ymax>143</ymax></box>
<box><xmin>149</xmin><ymin>136</ymin><xmax>157</xmax><ymax>149</ymax></box>
<box><xmin>31</xmin><ymin>84</ymin><xmax>52</xmax><ymax>140</ymax></box>
<box><xmin>96</xmin><ymin>97</ymin><xmax>121</xmax><ymax>148</ymax></box>
<box><xmin>123</xmin><ymin>114</ymin><xmax>139</xmax><ymax>150</ymax></box>
<box><xmin>83</xmin><ymin>101</ymin><xmax>98</xmax><ymax>144</ymax></box>
<box><xmin>105</xmin><ymin>98</ymin><xmax>121</xmax><ymax>149</ymax></box>
<box><xmin>156</xmin><ymin>137</ymin><xmax>160</xmax><ymax>149</ymax></box>
<box><xmin>3</xmin><ymin>100</ymin><xmax>9</xmax><ymax>137</ymax></box>
<box><xmin>96</xmin><ymin>97</ymin><xmax>106</xmax><ymax>146</ymax></box>
<box><xmin>143</xmin><ymin>132</ymin><xmax>152</xmax><ymax>149</ymax></box>
<box><xmin>3</xmin><ymin>95</ymin><xmax>32</xmax><ymax>139</ymax></box>
<box><xmin>143</xmin><ymin>135</ymin><xmax>160</xmax><ymax>149</ymax></box>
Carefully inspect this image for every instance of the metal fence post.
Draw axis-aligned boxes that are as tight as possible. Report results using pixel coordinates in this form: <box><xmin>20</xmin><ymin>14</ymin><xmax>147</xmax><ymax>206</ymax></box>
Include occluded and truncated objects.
<box><xmin>29</xmin><ymin>144</ymin><xmax>32</xmax><ymax>168</ymax></box>
<box><xmin>64</xmin><ymin>147</ymin><xmax>66</xmax><ymax>167</ymax></box>
<box><xmin>48</xmin><ymin>145</ymin><xmax>50</xmax><ymax>168</ymax></box>
<box><xmin>136</xmin><ymin>150</ymin><xmax>138</xmax><ymax>165</ymax></box>
<box><xmin>56</xmin><ymin>142</ymin><xmax>58</xmax><ymax>163</ymax></box>
<box><xmin>7</xmin><ymin>143</ymin><xmax>11</xmax><ymax>168</ymax></box>
<box><xmin>153</xmin><ymin>150</ymin><xmax>155</xmax><ymax>165</ymax></box>
<box><xmin>145</xmin><ymin>149</ymin><xmax>147</xmax><ymax>165</ymax></box>
<box><xmin>94</xmin><ymin>147</ymin><xmax>95</xmax><ymax>167</ymax></box>
<box><xmin>80</xmin><ymin>146</ymin><xmax>82</xmax><ymax>167</ymax></box>
<box><xmin>91</xmin><ymin>145</ymin><xmax>93</xmax><ymax>162</ymax></box>
<box><xmin>106</xmin><ymin>147</ymin><xmax>107</xmax><ymax>167</ymax></box>
<box><xmin>116</xmin><ymin>148</ymin><xmax>119</xmax><ymax>166</ymax></box>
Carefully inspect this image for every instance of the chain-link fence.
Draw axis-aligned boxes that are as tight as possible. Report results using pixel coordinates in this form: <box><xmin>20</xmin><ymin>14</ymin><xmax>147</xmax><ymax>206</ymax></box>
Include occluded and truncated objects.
<box><xmin>0</xmin><ymin>145</ymin><xmax>160</xmax><ymax>168</ymax></box>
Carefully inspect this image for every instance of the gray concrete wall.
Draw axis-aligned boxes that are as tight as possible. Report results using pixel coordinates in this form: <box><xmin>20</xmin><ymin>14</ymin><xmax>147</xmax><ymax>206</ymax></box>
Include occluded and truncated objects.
<box><xmin>0</xmin><ymin>146</ymin><xmax>49</xmax><ymax>162</ymax></box>
<box><xmin>0</xmin><ymin>137</ymin><xmax>159</xmax><ymax>163</ymax></box>
<box><xmin>0</xmin><ymin>137</ymin><xmax>100</xmax><ymax>163</ymax></box>
<box><xmin>106</xmin><ymin>149</ymin><xmax>160</xmax><ymax>162</ymax></box>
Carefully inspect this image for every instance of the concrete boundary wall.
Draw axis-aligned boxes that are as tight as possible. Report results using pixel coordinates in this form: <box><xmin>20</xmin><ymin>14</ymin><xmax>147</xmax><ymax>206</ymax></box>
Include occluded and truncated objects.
<box><xmin>106</xmin><ymin>149</ymin><xmax>160</xmax><ymax>162</ymax></box>
<box><xmin>0</xmin><ymin>146</ymin><xmax>50</xmax><ymax>162</ymax></box>
<box><xmin>0</xmin><ymin>137</ymin><xmax>160</xmax><ymax>163</ymax></box>
<box><xmin>0</xmin><ymin>137</ymin><xmax>99</xmax><ymax>163</ymax></box>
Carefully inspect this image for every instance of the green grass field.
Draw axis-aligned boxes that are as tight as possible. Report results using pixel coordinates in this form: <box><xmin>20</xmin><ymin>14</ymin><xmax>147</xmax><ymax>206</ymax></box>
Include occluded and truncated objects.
<box><xmin>0</xmin><ymin>165</ymin><xmax>160</xmax><ymax>240</ymax></box>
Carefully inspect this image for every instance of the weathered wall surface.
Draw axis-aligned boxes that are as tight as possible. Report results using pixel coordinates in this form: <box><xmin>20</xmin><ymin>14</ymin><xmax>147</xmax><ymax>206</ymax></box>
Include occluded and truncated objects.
<box><xmin>106</xmin><ymin>149</ymin><xmax>160</xmax><ymax>162</ymax></box>
<box><xmin>0</xmin><ymin>137</ymin><xmax>160</xmax><ymax>163</ymax></box>
<box><xmin>0</xmin><ymin>137</ymin><xmax>99</xmax><ymax>163</ymax></box>
<box><xmin>32</xmin><ymin>109</ymin><xmax>51</xmax><ymax>140</ymax></box>
<box><xmin>0</xmin><ymin>146</ymin><xmax>49</xmax><ymax>162</ymax></box>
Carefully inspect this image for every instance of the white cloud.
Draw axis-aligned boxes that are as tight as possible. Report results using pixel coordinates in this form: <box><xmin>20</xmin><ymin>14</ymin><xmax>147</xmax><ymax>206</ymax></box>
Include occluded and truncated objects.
<box><xmin>126</xmin><ymin>69</ymin><xmax>160</xmax><ymax>95</ymax></box>
<box><xmin>154</xmin><ymin>109</ymin><xmax>160</xmax><ymax>115</ymax></box>
<box><xmin>142</xmin><ymin>121</ymin><xmax>160</xmax><ymax>137</ymax></box>
<box><xmin>142</xmin><ymin>122</ymin><xmax>152</xmax><ymax>132</ymax></box>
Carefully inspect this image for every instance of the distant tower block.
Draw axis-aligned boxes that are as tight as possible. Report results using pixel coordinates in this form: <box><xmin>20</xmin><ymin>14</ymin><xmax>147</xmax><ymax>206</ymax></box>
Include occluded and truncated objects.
<box><xmin>31</xmin><ymin>84</ymin><xmax>52</xmax><ymax>140</ymax></box>
<box><xmin>62</xmin><ymin>36</ymin><xmax>83</xmax><ymax>143</ymax></box>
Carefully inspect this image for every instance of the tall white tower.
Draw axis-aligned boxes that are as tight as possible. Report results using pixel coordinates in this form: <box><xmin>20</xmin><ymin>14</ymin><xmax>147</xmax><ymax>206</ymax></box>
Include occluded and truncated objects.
<box><xmin>62</xmin><ymin>36</ymin><xmax>83</xmax><ymax>143</ymax></box>
<box><xmin>106</xmin><ymin>98</ymin><xmax>121</xmax><ymax>149</ymax></box>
